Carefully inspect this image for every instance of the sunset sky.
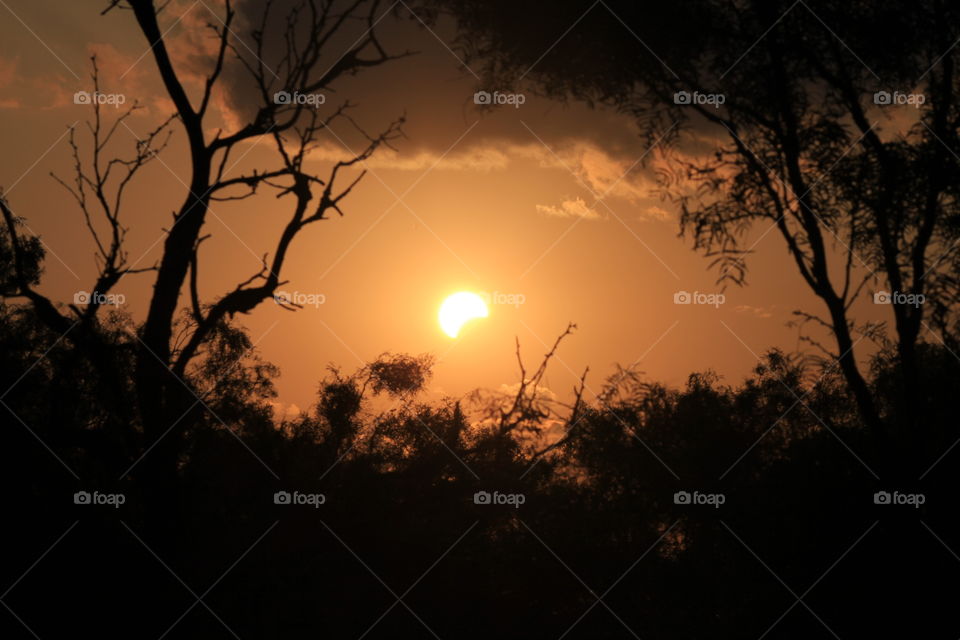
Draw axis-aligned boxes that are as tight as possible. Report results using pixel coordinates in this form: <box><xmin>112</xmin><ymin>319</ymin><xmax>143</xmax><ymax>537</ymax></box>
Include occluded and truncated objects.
<box><xmin>0</xmin><ymin>0</ymin><xmax>898</xmax><ymax>412</ymax></box>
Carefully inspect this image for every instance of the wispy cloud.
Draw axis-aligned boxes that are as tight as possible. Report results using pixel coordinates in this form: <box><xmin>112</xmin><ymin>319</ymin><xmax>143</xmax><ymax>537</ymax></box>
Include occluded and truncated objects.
<box><xmin>536</xmin><ymin>197</ymin><xmax>600</xmax><ymax>220</ymax></box>
<box><xmin>735</xmin><ymin>304</ymin><xmax>775</xmax><ymax>319</ymax></box>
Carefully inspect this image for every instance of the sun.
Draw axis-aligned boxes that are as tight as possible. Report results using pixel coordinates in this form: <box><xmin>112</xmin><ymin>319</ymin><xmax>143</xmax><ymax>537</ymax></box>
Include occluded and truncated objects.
<box><xmin>438</xmin><ymin>292</ymin><xmax>489</xmax><ymax>338</ymax></box>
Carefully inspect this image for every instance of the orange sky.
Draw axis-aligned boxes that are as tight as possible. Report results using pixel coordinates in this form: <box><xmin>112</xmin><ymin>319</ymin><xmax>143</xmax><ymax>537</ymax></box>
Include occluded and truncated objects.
<box><xmin>0</xmin><ymin>0</ymin><xmax>902</xmax><ymax>413</ymax></box>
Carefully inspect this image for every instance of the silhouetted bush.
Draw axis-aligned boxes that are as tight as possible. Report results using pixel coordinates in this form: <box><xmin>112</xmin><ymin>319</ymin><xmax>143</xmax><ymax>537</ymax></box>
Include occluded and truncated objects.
<box><xmin>2</xmin><ymin>302</ymin><xmax>957</xmax><ymax>638</ymax></box>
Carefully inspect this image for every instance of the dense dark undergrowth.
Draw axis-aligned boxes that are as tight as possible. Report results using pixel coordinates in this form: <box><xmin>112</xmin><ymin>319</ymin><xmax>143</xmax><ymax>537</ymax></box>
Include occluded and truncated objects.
<box><xmin>2</xmin><ymin>304</ymin><xmax>958</xmax><ymax>639</ymax></box>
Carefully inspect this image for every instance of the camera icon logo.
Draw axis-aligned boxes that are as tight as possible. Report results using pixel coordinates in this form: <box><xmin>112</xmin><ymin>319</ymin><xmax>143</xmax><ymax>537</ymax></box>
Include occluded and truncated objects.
<box><xmin>673</xmin><ymin>491</ymin><xmax>691</xmax><ymax>504</ymax></box>
<box><xmin>873</xmin><ymin>491</ymin><xmax>891</xmax><ymax>505</ymax></box>
<box><xmin>673</xmin><ymin>91</ymin><xmax>691</xmax><ymax>105</ymax></box>
<box><xmin>74</xmin><ymin>491</ymin><xmax>91</xmax><ymax>504</ymax></box>
<box><xmin>74</xmin><ymin>291</ymin><xmax>91</xmax><ymax>304</ymax></box>
<box><xmin>873</xmin><ymin>291</ymin><xmax>891</xmax><ymax>304</ymax></box>
<box><xmin>673</xmin><ymin>291</ymin><xmax>692</xmax><ymax>304</ymax></box>
<box><xmin>273</xmin><ymin>91</ymin><xmax>292</xmax><ymax>105</ymax></box>
<box><xmin>473</xmin><ymin>490</ymin><xmax>491</xmax><ymax>505</ymax></box>
<box><xmin>473</xmin><ymin>91</ymin><xmax>491</xmax><ymax>105</ymax></box>
<box><xmin>73</xmin><ymin>91</ymin><xmax>91</xmax><ymax>105</ymax></box>
<box><xmin>873</xmin><ymin>91</ymin><xmax>892</xmax><ymax>105</ymax></box>
<box><xmin>274</xmin><ymin>490</ymin><xmax>291</xmax><ymax>504</ymax></box>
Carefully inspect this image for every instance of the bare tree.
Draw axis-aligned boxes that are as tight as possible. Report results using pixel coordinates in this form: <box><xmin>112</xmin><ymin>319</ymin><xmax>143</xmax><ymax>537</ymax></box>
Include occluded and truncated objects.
<box><xmin>2</xmin><ymin>0</ymin><xmax>410</xmax><ymax>538</ymax></box>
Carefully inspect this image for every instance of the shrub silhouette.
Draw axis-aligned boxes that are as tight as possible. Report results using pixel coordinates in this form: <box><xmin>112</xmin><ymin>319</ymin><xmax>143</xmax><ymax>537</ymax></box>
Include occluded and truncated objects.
<box><xmin>1</xmin><ymin>302</ymin><xmax>957</xmax><ymax>637</ymax></box>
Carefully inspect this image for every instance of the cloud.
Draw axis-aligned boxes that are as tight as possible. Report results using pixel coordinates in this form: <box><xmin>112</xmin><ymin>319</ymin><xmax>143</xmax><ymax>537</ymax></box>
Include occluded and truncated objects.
<box><xmin>536</xmin><ymin>197</ymin><xmax>600</xmax><ymax>220</ymax></box>
<box><xmin>564</xmin><ymin>143</ymin><xmax>649</xmax><ymax>202</ymax></box>
<box><xmin>306</xmin><ymin>141</ymin><xmax>513</xmax><ymax>172</ymax></box>
<box><xmin>735</xmin><ymin>304</ymin><xmax>774</xmax><ymax>318</ymax></box>
<box><xmin>0</xmin><ymin>41</ymin><xmax>174</xmax><ymax>114</ymax></box>
<box><xmin>645</xmin><ymin>205</ymin><xmax>673</xmax><ymax>220</ymax></box>
<box><xmin>0</xmin><ymin>56</ymin><xmax>16</xmax><ymax>86</ymax></box>
<box><xmin>72</xmin><ymin>2</ymin><xmax>674</xmax><ymax>222</ymax></box>
<box><xmin>498</xmin><ymin>382</ymin><xmax>558</xmax><ymax>403</ymax></box>
<box><xmin>304</xmin><ymin>133</ymin><xmax>658</xmax><ymax>200</ymax></box>
<box><xmin>268</xmin><ymin>400</ymin><xmax>303</xmax><ymax>420</ymax></box>
<box><xmin>0</xmin><ymin>55</ymin><xmax>73</xmax><ymax>110</ymax></box>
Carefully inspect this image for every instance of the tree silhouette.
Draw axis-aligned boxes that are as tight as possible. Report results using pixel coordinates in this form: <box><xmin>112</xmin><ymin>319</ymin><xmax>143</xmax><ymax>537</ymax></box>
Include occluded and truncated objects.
<box><xmin>433</xmin><ymin>0</ymin><xmax>960</xmax><ymax>445</ymax></box>
<box><xmin>2</xmin><ymin>0</ymin><xmax>408</xmax><ymax>545</ymax></box>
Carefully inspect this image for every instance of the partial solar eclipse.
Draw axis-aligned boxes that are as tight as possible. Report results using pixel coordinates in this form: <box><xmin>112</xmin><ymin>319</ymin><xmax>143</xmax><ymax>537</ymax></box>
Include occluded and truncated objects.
<box><xmin>438</xmin><ymin>292</ymin><xmax>488</xmax><ymax>338</ymax></box>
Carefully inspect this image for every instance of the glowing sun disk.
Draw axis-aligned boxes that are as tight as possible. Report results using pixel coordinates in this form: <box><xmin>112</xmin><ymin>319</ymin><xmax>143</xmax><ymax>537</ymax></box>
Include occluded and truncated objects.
<box><xmin>439</xmin><ymin>292</ymin><xmax>488</xmax><ymax>338</ymax></box>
